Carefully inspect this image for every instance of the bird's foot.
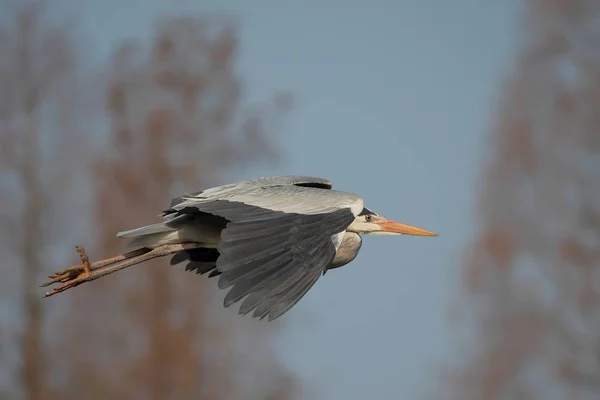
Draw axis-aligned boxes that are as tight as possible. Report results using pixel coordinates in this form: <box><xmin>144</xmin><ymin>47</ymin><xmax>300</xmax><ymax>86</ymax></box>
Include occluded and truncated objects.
<box><xmin>40</xmin><ymin>245</ymin><xmax>93</xmax><ymax>297</ymax></box>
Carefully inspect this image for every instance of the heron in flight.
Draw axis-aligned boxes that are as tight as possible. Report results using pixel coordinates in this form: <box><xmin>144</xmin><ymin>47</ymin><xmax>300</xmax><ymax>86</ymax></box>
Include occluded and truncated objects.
<box><xmin>41</xmin><ymin>175</ymin><xmax>437</xmax><ymax>321</ymax></box>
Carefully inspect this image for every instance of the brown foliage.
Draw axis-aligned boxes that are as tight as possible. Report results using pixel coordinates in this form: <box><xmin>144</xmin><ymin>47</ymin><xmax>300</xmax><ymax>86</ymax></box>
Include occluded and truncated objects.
<box><xmin>0</xmin><ymin>3</ymin><xmax>80</xmax><ymax>399</ymax></box>
<box><xmin>442</xmin><ymin>0</ymin><xmax>600</xmax><ymax>398</ymax></box>
<box><xmin>0</xmin><ymin>3</ymin><xmax>297</xmax><ymax>400</ymax></box>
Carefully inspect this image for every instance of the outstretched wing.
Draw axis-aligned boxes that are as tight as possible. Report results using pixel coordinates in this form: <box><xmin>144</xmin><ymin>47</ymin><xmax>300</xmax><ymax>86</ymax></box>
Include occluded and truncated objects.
<box><xmin>168</xmin><ymin>179</ymin><xmax>363</xmax><ymax>321</ymax></box>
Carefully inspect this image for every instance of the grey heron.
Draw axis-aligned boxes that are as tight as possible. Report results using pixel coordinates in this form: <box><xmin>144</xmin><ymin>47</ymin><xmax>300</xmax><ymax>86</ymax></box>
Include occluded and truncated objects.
<box><xmin>41</xmin><ymin>175</ymin><xmax>437</xmax><ymax>321</ymax></box>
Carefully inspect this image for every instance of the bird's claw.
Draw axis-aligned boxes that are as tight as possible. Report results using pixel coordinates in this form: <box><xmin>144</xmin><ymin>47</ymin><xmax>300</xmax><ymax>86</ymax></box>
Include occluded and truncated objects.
<box><xmin>41</xmin><ymin>273</ymin><xmax>92</xmax><ymax>297</ymax></box>
<box><xmin>40</xmin><ymin>245</ymin><xmax>93</xmax><ymax>297</ymax></box>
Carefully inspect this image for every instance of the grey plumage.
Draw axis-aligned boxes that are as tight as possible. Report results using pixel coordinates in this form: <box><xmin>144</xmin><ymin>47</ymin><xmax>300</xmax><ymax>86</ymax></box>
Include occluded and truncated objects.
<box><xmin>328</xmin><ymin>232</ymin><xmax>362</xmax><ymax>270</ymax></box>
<box><xmin>116</xmin><ymin>176</ymin><xmax>364</xmax><ymax>321</ymax></box>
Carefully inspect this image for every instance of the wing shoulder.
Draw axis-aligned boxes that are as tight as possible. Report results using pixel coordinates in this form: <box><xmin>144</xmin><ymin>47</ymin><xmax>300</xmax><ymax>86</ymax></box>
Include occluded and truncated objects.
<box><xmin>171</xmin><ymin>186</ymin><xmax>363</xmax><ymax>219</ymax></box>
<box><xmin>167</xmin><ymin>175</ymin><xmax>335</xmax><ymax>211</ymax></box>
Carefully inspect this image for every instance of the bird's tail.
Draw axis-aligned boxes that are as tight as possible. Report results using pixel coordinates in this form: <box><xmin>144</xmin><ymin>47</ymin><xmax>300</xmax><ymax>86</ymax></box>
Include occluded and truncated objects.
<box><xmin>116</xmin><ymin>222</ymin><xmax>178</xmax><ymax>250</ymax></box>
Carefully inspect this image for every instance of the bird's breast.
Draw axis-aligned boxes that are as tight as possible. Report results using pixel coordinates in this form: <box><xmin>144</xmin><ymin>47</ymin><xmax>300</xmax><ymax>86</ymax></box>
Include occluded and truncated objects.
<box><xmin>328</xmin><ymin>232</ymin><xmax>362</xmax><ymax>270</ymax></box>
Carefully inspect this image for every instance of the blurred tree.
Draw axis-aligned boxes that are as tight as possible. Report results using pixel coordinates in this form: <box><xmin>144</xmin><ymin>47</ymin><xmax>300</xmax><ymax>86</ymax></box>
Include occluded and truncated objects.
<box><xmin>0</xmin><ymin>2</ymin><xmax>297</xmax><ymax>400</ymax></box>
<box><xmin>0</xmin><ymin>2</ymin><xmax>83</xmax><ymax>399</ymax></box>
<box><xmin>54</xmin><ymin>14</ymin><xmax>296</xmax><ymax>400</ymax></box>
<box><xmin>440</xmin><ymin>1</ymin><xmax>600</xmax><ymax>399</ymax></box>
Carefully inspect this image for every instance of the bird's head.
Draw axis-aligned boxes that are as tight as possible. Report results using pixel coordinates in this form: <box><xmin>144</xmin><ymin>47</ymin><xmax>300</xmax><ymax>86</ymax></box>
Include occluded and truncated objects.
<box><xmin>347</xmin><ymin>207</ymin><xmax>438</xmax><ymax>237</ymax></box>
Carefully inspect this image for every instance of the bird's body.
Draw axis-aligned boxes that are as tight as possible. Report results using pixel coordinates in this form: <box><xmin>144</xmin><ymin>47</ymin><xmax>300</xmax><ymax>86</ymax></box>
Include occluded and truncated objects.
<box><xmin>42</xmin><ymin>175</ymin><xmax>437</xmax><ymax>321</ymax></box>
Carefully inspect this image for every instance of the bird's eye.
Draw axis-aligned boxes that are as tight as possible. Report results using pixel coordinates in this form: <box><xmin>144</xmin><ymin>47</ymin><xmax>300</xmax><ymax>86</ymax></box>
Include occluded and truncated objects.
<box><xmin>365</xmin><ymin>214</ymin><xmax>373</xmax><ymax>222</ymax></box>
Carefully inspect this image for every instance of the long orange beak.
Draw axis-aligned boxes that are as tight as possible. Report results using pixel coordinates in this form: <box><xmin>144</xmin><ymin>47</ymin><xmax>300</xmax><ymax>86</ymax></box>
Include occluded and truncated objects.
<box><xmin>377</xmin><ymin>219</ymin><xmax>438</xmax><ymax>236</ymax></box>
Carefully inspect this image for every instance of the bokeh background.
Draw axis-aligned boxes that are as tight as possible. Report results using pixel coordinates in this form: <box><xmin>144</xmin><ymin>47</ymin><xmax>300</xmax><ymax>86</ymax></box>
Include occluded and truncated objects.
<box><xmin>1</xmin><ymin>0</ymin><xmax>598</xmax><ymax>399</ymax></box>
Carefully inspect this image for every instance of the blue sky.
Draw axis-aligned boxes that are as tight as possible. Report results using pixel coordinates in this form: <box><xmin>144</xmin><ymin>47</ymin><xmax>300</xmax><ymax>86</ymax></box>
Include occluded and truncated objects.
<box><xmin>69</xmin><ymin>1</ymin><xmax>522</xmax><ymax>398</ymax></box>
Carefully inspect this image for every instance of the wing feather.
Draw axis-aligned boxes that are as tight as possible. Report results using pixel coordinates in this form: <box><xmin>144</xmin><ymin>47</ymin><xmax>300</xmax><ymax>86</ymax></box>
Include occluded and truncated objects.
<box><xmin>266</xmin><ymin>270</ymin><xmax>323</xmax><ymax>321</ymax></box>
<box><xmin>219</xmin><ymin>250</ymin><xmax>291</xmax><ymax>284</ymax></box>
<box><xmin>251</xmin><ymin>246</ymin><xmax>329</xmax><ymax>321</ymax></box>
<box><xmin>235</xmin><ymin>241</ymin><xmax>328</xmax><ymax>319</ymax></box>
<box><xmin>222</xmin><ymin>258</ymin><xmax>296</xmax><ymax>307</ymax></box>
<box><xmin>217</xmin><ymin>208</ymin><xmax>353</xmax><ymax>319</ymax></box>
